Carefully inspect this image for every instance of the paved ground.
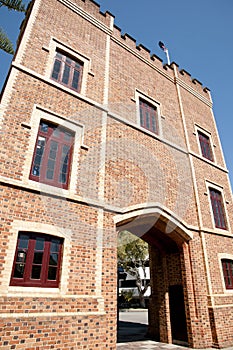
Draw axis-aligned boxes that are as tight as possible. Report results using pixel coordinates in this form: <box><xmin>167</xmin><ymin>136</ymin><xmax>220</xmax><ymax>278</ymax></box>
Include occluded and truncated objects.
<box><xmin>117</xmin><ymin>310</ymin><xmax>233</xmax><ymax>350</ymax></box>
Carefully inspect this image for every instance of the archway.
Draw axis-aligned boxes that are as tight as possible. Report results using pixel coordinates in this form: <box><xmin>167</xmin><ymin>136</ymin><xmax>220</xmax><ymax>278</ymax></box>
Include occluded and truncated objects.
<box><xmin>115</xmin><ymin>205</ymin><xmax>192</xmax><ymax>346</ymax></box>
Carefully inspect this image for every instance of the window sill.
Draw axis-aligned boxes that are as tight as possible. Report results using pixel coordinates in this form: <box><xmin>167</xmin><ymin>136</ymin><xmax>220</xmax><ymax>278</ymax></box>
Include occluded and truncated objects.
<box><xmin>7</xmin><ymin>286</ymin><xmax>61</xmax><ymax>297</ymax></box>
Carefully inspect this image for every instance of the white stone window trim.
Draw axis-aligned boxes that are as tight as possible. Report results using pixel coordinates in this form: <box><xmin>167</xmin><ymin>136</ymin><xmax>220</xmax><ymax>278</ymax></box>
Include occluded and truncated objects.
<box><xmin>195</xmin><ymin>124</ymin><xmax>215</xmax><ymax>163</ymax></box>
<box><xmin>205</xmin><ymin>180</ymin><xmax>231</xmax><ymax>233</ymax></box>
<box><xmin>44</xmin><ymin>37</ymin><xmax>93</xmax><ymax>96</ymax></box>
<box><xmin>22</xmin><ymin>105</ymin><xmax>84</xmax><ymax>197</ymax></box>
<box><xmin>1</xmin><ymin>220</ymin><xmax>71</xmax><ymax>297</ymax></box>
<box><xmin>218</xmin><ymin>253</ymin><xmax>233</xmax><ymax>294</ymax></box>
<box><xmin>134</xmin><ymin>89</ymin><xmax>162</xmax><ymax>138</ymax></box>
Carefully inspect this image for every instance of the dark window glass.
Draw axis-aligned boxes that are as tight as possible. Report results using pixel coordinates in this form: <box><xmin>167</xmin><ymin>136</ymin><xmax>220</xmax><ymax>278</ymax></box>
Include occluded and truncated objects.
<box><xmin>222</xmin><ymin>259</ymin><xmax>233</xmax><ymax>289</ymax></box>
<box><xmin>198</xmin><ymin>131</ymin><xmax>213</xmax><ymax>161</ymax></box>
<box><xmin>10</xmin><ymin>232</ymin><xmax>63</xmax><ymax>288</ymax></box>
<box><xmin>30</xmin><ymin>121</ymin><xmax>74</xmax><ymax>189</ymax></box>
<box><xmin>210</xmin><ymin>188</ymin><xmax>227</xmax><ymax>229</ymax></box>
<box><xmin>51</xmin><ymin>52</ymin><xmax>83</xmax><ymax>92</ymax></box>
<box><xmin>139</xmin><ymin>99</ymin><xmax>158</xmax><ymax>134</ymax></box>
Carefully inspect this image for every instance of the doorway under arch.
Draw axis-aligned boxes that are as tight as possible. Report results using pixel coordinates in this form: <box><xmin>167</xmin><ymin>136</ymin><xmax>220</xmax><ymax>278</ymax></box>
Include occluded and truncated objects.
<box><xmin>115</xmin><ymin>205</ymin><xmax>192</xmax><ymax>346</ymax></box>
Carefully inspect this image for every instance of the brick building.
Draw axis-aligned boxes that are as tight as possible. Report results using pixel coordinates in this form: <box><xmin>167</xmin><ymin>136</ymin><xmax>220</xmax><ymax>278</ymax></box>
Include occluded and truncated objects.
<box><xmin>0</xmin><ymin>0</ymin><xmax>233</xmax><ymax>348</ymax></box>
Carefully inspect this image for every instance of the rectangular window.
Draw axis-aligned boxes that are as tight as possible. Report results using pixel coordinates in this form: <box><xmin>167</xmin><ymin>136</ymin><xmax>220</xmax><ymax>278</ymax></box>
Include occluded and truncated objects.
<box><xmin>222</xmin><ymin>259</ymin><xmax>233</xmax><ymax>289</ymax></box>
<box><xmin>10</xmin><ymin>232</ymin><xmax>63</xmax><ymax>288</ymax></box>
<box><xmin>139</xmin><ymin>99</ymin><xmax>158</xmax><ymax>134</ymax></box>
<box><xmin>198</xmin><ymin>131</ymin><xmax>213</xmax><ymax>161</ymax></box>
<box><xmin>30</xmin><ymin>120</ymin><xmax>74</xmax><ymax>189</ymax></box>
<box><xmin>209</xmin><ymin>188</ymin><xmax>227</xmax><ymax>229</ymax></box>
<box><xmin>51</xmin><ymin>52</ymin><xmax>83</xmax><ymax>92</ymax></box>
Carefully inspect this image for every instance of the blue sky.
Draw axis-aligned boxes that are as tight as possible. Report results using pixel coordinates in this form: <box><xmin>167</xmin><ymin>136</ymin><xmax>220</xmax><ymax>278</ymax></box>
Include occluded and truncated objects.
<box><xmin>1</xmin><ymin>0</ymin><xmax>233</xmax><ymax>188</ymax></box>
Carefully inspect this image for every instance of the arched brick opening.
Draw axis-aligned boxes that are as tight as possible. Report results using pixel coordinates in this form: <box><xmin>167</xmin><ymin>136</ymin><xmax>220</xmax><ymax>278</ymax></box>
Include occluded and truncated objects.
<box><xmin>115</xmin><ymin>206</ymin><xmax>193</xmax><ymax>346</ymax></box>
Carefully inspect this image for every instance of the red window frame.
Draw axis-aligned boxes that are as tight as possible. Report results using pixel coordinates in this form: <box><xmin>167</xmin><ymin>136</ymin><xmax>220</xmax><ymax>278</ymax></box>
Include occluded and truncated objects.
<box><xmin>30</xmin><ymin>120</ymin><xmax>74</xmax><ymax>189</ymax></box>
<box><xmin>198</xmin><ymin>131</ymin><xmax>213</xmax><ymax>161</ymax></box>
<box><xmin>10</xmin><ymin>232</ymin><xmax>63</xmax><ymax>288</ymax></box>
<box><xmin>51</xmin><ymin>51</ymin><xmax>83</xmax><ymax>92</ymax></box>
<box><xmin>139</xmin><ymin>99</ymin><xmax>158</xmax><ymax>134</ymax></box>
<box><xmin>222</xmin><ymin>259</ymin><xmax>233</xmax><ymax>289</ymax></box>
<box><xmin>210</xmin><ymin>188</ymin><xmax>227</xmax><ymax>229</ymax></box>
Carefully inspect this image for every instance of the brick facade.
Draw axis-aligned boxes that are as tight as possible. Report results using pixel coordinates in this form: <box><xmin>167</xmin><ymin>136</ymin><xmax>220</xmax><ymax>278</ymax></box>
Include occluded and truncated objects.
<box><xmin>0</xmin><ymin>0</ymin><xmax>233</xmax><ymax>348</ymax></box>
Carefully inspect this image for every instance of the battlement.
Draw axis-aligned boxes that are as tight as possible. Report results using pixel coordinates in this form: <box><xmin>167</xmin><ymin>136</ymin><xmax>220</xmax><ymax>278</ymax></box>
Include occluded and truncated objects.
<box><xmin>65</xmin><ymin>0</ymin><xmax>114</xmax><ymax>27</ymax></box>
<box><xmin>98</xmin><ymin>1</ymin><xmax>211</xmax><ymax>96</ymax></box>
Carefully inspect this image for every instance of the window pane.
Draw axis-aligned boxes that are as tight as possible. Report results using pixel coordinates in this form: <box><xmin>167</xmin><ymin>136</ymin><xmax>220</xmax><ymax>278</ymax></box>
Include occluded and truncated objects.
<box><xmin>59</xmin><ymin>145</ymin><xmax>70</xmax><ymax>184</ymax></box>
<box><xmin>210</xmin><ymin>189</ymin><xmax>226</xmax><ymax>229</ymax></box>
<box><xmin>16</xmin><ymin>250</ymin><xmax>27</xmax><ymax>263</ymax></box>
<box><xmin>48</xmin><ymin>266</ymin><xmax>57</xmax><ymax>280</ymax></box>
<box><xmin>75</xmin><ymin>62</ymin><xmax>81</xmax><ymax>69</ymax></box>
<box><xmin>32</xmin><ymin>136</ymin><xmax>45</xmax><ymax>176</ymax></box>
<box><xmin>40</xmin><ymin>122</ymin><xmax>48</xmax><ymax>133</ymax></box>
<box><xmin>49</xmin><ymin>253</ymin><xmax>58</xmax><ymax>266</ymax></box>
<box><xmin>146</xmin><ymin>112</ymin><xmax>150</xmax><ymax>129</ymax></box>
<box><xmin>65</xmin><ymin>57</ymin><xmax>72</xmax><ymax>64</ymax></box>
<box><xmin>51</xmin><ymin>60</ymin><xmax>61</xmax><ymax>81</ymax></box>
<box><xmin>139</xmin><ymin>99</ymin><xmax>158</xmax><ymax>134</ymax></box>
<box><xmin>49</xmin><ymin>141</ymin><xmax>58</xmax><ymax>159</ymax></box>
<box><xmin>46</xmin><ymin>169</ymin><xmax>54</xmax><ymax>180</ymax></box>
<box><xmin>13</xmin><ymin>263</ymin><xmax>25</xmax><ymax>278</ymax></box>
<box><xmin>18</xmin><ymin>235</ymin><xmax>29</xmax><ymax>249</ymax></box>
<box><xmin>11</xmin><ymin>233</ymin><xmax>63</xmax><ymax>287</ymax></box>
<box><xmin>151</xmin><ymin>115</ymin><xmax>156</xmax><ymax>133</ymax></box>
<box><xmin>35</xmin><ymin>237</ymin><xmax>45</xmax><ymax>250</ymax></box>
<box><xmin>64</xmin><ymin>131</ymin><xmax>72</xmax><ymax>142</ymax></box>
<box><xmin>72</xmin><ymin>70</ymin><xmax>80</xmax><ymax>90</ymax></box>
<box><xmin>31</xmin><ymin>265</ymin><xmax>41</xmax><ymax>279</ymax></box>
<box><xmin>51</xmin><ymin>240</ymin><xmax>60</xmax><ymax>252</ymax></box>
<box><xmin>62</xmin><ymin>64</ymin><xmax>70</xmax><ymax>85</ymax></box>
<box><xmin>52</xmin><ymin>128</ymin><xmax>60</xmax><ymax>138</ymax></box>
<box><xmin>33</xmin><ymin>252</ymin><xmax>44</xmax><ymax>264</ymax></box>
<box><xmin>198</xmin><ymin>132</ymin><xmax>213</xmax><ymax>161</ymax></box>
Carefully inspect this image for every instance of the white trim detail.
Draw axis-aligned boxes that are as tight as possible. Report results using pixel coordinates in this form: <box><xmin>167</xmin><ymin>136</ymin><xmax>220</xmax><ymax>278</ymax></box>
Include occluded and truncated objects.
<box><xmin>205</xmin><ymin>181</ymin><xmax>231</xmax><ymax>233</ymax></box>
<box><xmin>0</xmin><ymin>220</ymin><xmax>72</xmax><ymax>296</ymax></box>
<box><xmin>218</xmin><ymin>253</ymin><xmax>233</xmax><ymax>293</ymax></box>
<box><xmin>44</xmin><ymin>37</ymin><xmax>92</xmax><ymax>96</ymax></box>
<box><xmin>195</xmin><ymin>125</ymin><xmax>215</xmax><ymax>163</ymax></box>
<box><xmin>135</xmin><ymin>90</ymin><xmax>162</xmax><ymax>138</ymax></box>
<box><xmin>114</xmin><ymin>203</ymin><xmax>193</xmax><ymax>242</ymax></box>
<box><xmin>21</xmin><ymin>105</ymin><xmax>83</xmax><ymax>196</ymax></box>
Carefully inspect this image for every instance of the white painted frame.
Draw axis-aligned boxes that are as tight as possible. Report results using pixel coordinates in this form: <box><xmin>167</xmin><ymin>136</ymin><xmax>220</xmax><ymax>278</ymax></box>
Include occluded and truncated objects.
<box><xmin>22</xmin><ymin>105</ymin><xmax>84</xmax><ymax>197</ymax></box>
<box><xmin>195</xmin><ymin>124</ymin><xmax>215</xmax><ymax>163</ymax></box>
<box><xmin>206</xmin><ymin>181</ymin><xmax>230</xmax><ymax>232</ymax></box>
<box><xmin>135</xmin><ymin>89</ymin><xmax>162</xmax><ymax>138</ymax></box>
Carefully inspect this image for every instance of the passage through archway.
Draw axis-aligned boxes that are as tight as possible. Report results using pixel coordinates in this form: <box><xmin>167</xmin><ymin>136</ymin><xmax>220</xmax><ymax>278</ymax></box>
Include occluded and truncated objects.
<box><xmin>115</xmin><ymin>206</ymin><xmax>192</xmax><ymax>346</ymax></box>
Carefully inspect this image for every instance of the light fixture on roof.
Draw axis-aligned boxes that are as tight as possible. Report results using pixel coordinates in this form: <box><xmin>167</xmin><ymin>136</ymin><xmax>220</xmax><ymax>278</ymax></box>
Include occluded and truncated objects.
<box><xmin>158</xmin><ymin>41</ymin><xmax>170</xmax><ymax>65</ymax></box>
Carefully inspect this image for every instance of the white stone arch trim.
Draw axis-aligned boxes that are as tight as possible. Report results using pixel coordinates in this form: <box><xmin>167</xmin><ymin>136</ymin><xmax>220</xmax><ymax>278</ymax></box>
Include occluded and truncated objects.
<box><xmin>218</xmin><ymin>253</ymin><xmax>233</xmax><ymax>294</ymax></box>
<box><xmin>1</xmin><ymin>220</ymin><xmax>71</xmax><ymax>297</ymax></box>
<box><xmin>114</xmin><ymin>202</ymin><xmax>193</xmax><ymax>242</ymax></box>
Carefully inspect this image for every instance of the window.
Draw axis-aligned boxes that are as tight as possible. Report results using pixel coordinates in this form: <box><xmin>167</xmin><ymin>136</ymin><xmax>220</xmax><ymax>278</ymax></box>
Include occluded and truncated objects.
<box><xmin>198</xmin><ymin>131</ymin><xmax>213</xmax><ymax>161</ymax></box>
<box><xmin>51</xmin><ymin>51</ymin><xmax>83</xmax><ymax>92</ymax></box>
<box><xmin>222</xmin><ymin>259</ymin><xmax>233</xmax><ymax>289</ymax></box>
<box><xmin>30</xmin><ymin>120</ymin><xmax>74</xmax><ymax>189</ymax></box>
<box><xmin>139</xmin><ymin>99</ymin><xmax>158</xmax><ymax>134</ymax></box>
<box><xmin>209</xmin><ymin>188</ymin><xmax>227</xmax><ymax>229</ymax></box>
<box><xmin>10</xmin><ymin>232</ymin><xmax>63</xmax><ymax>288</ymax></box>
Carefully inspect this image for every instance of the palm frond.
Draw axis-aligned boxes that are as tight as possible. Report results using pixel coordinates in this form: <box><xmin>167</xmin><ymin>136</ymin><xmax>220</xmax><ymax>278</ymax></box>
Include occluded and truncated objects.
<box><xmin>0</xmin><ymin>28</ymin><xmax>14</xmax><ymax>54</ymax></box>
<box><xmin>0</xmin><ymin>0</ymin><xmax>25</xmax><ymax>12</ymax></box>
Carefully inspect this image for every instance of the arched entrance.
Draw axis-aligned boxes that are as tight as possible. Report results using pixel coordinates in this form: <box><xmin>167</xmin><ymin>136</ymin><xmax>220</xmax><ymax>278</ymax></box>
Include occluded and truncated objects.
<box><xmin>115</xmin><ymin>205</ymin><xmax>193</xmax><ymax>346</ymax></box>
